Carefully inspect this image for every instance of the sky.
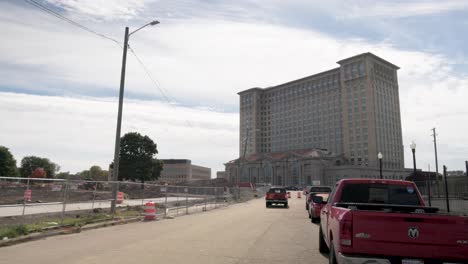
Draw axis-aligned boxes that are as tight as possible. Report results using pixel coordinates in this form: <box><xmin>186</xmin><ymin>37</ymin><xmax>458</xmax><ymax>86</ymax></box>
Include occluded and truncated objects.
<box><xmin>1</xmin><ymin>0</ymin><xmax>468</xmax><ymax>176</ymax></box>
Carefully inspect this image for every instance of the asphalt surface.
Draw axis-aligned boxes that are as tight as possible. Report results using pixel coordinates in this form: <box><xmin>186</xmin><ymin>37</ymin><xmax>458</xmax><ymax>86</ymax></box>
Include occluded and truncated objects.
<box><xmin>0</xmin><ymin>195</ymin><xmax>328</xmax><ymax>264</ymax></box>
<box><xmin>0</xmin><ymin>197</ymin><xmax>201</xmax><ymax>217</ymax></box>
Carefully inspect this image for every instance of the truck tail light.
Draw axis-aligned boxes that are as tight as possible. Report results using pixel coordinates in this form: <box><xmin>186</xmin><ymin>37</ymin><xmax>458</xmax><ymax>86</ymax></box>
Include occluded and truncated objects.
<box><xmin>340</xmin><ymin>220</ymin><xmax>352</xmax><ymax>246</ymax></box>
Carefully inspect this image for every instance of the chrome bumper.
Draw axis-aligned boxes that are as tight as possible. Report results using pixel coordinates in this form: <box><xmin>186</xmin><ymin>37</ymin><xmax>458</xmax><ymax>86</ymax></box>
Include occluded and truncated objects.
<box><xmin>337</xmin><ymin>253</ymin><xmax>390</xmax><ymax>264</ymax></box>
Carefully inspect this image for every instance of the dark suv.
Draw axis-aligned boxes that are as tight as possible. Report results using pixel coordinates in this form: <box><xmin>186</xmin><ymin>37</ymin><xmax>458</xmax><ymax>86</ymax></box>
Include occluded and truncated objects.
<box><xmin>265</xmin><ymin>187</ymin><xmax>288</xmax><ymax>208</ymax></box>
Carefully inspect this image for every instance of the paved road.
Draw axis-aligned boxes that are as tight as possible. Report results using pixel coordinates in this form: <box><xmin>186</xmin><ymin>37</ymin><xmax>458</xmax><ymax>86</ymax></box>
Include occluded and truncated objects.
<box><xmin>0</xmin><ymin>196</ymin><xmax>327</xmax><ymax>264</ymax></box>
<box><xmin>0</xmin><ymin>197</ymin><xmax>202</xmax><ymax>217</ymax></box>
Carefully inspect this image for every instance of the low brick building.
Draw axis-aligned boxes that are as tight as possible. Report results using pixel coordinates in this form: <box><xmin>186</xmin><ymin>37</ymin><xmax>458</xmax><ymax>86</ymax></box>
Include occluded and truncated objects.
<box><xmin>160</xmin><ymin>159</ymin><xmax>211</xmax><ymax>184</ymax></box>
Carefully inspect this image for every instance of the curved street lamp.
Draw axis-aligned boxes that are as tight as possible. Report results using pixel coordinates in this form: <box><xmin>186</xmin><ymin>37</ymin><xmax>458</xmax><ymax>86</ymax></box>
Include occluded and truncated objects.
<box><xmin>111</xmin><ymin>20</ymin><xmax>160</xmax><ymax>213</ymax></box>
<box><xmin>377</xmin><ymin>152</ymin><xmax>383</xmax><ymax>179</ymax></box>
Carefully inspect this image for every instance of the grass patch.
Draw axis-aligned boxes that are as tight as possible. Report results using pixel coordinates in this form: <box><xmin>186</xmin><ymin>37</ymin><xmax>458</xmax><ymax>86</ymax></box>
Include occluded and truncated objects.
<box><xmin>115</xmin><ymin>210</ymin><xmax>141</xmax><ymax>218</ymax></box>
<box><xmin>0</xmin><ymin>214</ymin><xmax>113</xmax><ymax>240</ymax></box>
<box><xmin>0</xmin><ymin>225</ymin><xmax>28</xmax><ymax>239</ymax></box>
<box><xmin>0</xmin><ymin>211</ymin><xmax>145</xmax><ymax>241</ymax></box>
<box><xmin>61</xmin><ymin>214</ymin><xmax>112</xmax><ymax>227</ymax></box>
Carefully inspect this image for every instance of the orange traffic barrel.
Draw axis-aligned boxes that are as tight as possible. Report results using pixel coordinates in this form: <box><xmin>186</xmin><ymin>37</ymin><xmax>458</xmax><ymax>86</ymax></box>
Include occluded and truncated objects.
<box><xmin>24</xmin><ymin>189</ymin><xmax>32</xmax><ymax>202</ymax></box>
<box><xmin>144</xmin><ymin>201</ymin><xmax>156</xmax><ymax>221</ymax></box>
<box><xmin>297</xmin><ymin>192</ymin><xmax>301</xmax><ymax>198</ymax></box>
<box><xmin>116</xmin><ymin>192</ymin><xmax>124</xmax><ymax>204</ymax></box>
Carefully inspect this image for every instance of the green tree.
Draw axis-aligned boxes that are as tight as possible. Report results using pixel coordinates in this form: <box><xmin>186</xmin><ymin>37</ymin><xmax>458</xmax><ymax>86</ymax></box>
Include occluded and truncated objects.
<box><xmin>0</xmin><ymin>146</ymin><xmax>20</xmax><ymax>177</ymax></box>
<box><xmin>151</xmin><ymin>159</ymin><xmax>164</xmax><ymax>179</ymax></box>
<box><xmin>118</xmin><ymin>132</ymin><xmax>162</xmax><ymax>186</ymax></box>
<box><xmin>20</xmin><ymin>156</ymin><xmax>59</xmax><ymax>178</ymax></box>
<box><xmin>79</xmin><ymin>165</ymin><xmax>108</xmax><ymax>180</ymax></box>
<box><xmin>56</xmin><ymin>171</ymin><xmax>71</xmax><ymax>179</ymax></box>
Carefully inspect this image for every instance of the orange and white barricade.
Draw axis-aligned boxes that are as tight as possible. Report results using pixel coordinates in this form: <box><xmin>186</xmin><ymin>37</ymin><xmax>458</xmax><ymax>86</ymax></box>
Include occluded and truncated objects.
<box><xmin>116</xmin><ymin>192</ymin><xmax>124</xmax><ymax>204</ymax></box>
<box><xmin>144</xmin><ymin>201</ymin><xmax>156</xmax><ymax>221</ymax></box>
<box><xmin>297</xmin><ymin>192</ymin><xmax>301</xmax><ymax>198</ymax></box>
<box><xmin>24</xmin><ymin>189</ymin><xmax>32</xmax><ymax>202</ymax></box>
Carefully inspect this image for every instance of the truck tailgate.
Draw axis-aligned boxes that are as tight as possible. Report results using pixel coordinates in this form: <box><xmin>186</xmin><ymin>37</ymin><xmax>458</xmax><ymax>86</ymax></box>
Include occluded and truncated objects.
<box><xmin>351</xmin><ymin>211</ymin><xmax>468</xmax><ymax>260</ymax></box>
<box><xmin>266</xmin><ymin>193</ymin><xmax>286</xmax><ymax>200</ymax></box>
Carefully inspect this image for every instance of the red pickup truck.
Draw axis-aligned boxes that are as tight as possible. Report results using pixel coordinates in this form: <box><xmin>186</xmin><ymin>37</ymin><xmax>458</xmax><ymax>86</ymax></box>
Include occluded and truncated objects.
<box><xmin>319</xmin><ymin>178</ymin><xmax>468</xmax><ymax>264</ymax></box>
<box><xmin>265</xmin><ymin>187</ymin><xmax>288</xmax><ymax>208</ymax></box>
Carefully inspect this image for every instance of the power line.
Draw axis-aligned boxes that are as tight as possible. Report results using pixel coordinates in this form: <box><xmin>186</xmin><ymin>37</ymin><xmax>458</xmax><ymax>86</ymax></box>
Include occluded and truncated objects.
<box><xmin>24</xmin><ymin>0</ymin><xmax>195</xmax><ymax>128</ymax></box>
<box><xmin>128</xmin><ymin>46</ymin><xmax>173</xmax><ymax>105</ymax></box>
<box><xmin>128</xmin><ymin>46</ymin><xmax>194</xmax><ymax>128</ymax></box>
<box><xmin>23</xmin><ymin>0</ymin><xmax>122</xmax><ymax>47</ymax></box>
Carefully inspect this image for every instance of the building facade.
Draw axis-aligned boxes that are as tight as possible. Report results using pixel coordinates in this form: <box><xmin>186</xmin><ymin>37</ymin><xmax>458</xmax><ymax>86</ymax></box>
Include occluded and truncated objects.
<box><xmin>160</xmin><ymin>159</ymin><xmax>211</xmax><ymax>184</ymax></box>
<box><xmin>225</xmin><ymin>148</ymin><xmax>411</xmax><ymax>186</ymax></box>
<box><xmin>238</xmin><ymin>52</ymin><xmax>404</xmax><ymax>169</ymax></box>
<box><xmin>216</xmin><ymin>171</ymin><xmax>227</xmax><ymax>179</ymax></box>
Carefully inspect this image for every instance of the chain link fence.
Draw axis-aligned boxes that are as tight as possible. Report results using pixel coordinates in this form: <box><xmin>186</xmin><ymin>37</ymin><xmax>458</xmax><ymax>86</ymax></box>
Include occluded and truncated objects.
<box><xmin>0</xmin><ymin>177</ymin><xmax>235</xmax><ymax>230</ymax></box>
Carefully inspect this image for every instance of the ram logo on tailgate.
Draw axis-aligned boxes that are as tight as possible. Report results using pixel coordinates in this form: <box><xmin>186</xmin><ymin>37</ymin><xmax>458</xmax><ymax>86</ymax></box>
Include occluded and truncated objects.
<box><xmin>408</xmin><ymin>227</ymin><xmax>419</xmax><ymax>239</ymax></box>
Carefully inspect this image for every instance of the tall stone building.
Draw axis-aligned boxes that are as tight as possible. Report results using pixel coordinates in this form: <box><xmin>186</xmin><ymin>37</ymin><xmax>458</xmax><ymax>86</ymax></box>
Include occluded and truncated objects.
<box><xmin>238</xmin><ymin>52</ymin><xmax>403</xmax><ymax>169</ymax></box>
<box><xmin>228</xmin><ymin>53</ymin><xmax>409</xmax><ymax>185</ymax></box>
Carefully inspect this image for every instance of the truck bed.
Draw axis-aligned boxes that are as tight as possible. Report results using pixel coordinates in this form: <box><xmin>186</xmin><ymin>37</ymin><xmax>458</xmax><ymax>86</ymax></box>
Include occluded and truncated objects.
<box><xmin>338</xmin><ymin>203</ymin><xmax>468</xmax><ymax>261</ymax></box>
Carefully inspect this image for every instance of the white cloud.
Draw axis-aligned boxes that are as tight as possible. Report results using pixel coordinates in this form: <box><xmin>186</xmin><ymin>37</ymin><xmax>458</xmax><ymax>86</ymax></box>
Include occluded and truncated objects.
<box><xmin>1</xmin><ymin>1</ymin><xmax>467</xmax><ymax>172</ymax></box>
<box><xmin>0</xmin><ymin>92</ymin><xmax>238</xmax><ymax>176</ymax></box>
<box><xmin>45</xmin><ymin>0</ymin><xmax>152</xmax><ymax>21</ymax></box>
<box><xmin>312</xmin><ymin>0</ymin><xmax>468</xmax><ymax>19</ymax></box>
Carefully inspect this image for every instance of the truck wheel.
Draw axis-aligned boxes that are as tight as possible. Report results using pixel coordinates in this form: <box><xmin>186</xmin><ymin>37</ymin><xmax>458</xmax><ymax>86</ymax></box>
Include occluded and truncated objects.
<box><xmin>285</xmin><ymin>203</ymin><xmax>289</xmax><ymax>208</ymax></box>
<box><xmin>329</xmin><ymin>241</ymin><xmax>337</xmax><ymax>264</ymax></box>
<box><xmin>319</xmin><ymin>226</ymin><xmax>329</xmax><ymax>254</ymax></box>
<box><xmin>266</xmin><ymin>202</ymin><xmax>270</xmax><ymax>208</ymax></box>
<box><xmin>306</xmin><ymin>204</ymin><xmax>309</xmax><ymax>210</ymax></box>
<box><xmin>308</xmin><ymin>212</ymin><xmax>311</xmax><ymax>219</ymax></box>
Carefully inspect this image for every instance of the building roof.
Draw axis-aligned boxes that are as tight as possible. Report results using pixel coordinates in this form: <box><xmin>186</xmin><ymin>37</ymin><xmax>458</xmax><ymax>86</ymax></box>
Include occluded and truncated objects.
<box><xmin>237</xmin><ymin>87</ymin><xmax>263</xmax><ymax>95</ymax></box>
<box><xmin>161</xmin><ymin>159</ymin><xmax>191</xmax><ymax>164</ymax></box>
<box><xmin>337</xmin><ymin>52</ymin><xmax>400</xmax><ymax>70</ymax></box>
<box><xmin>237</xmin><ymin>53</ymin><xmax>399</xmax><ymax>95</ymax></box>
<box><xmin>237</xmin><ymin>68</ymin><xmax>339</xmax><ymax>95</ymax></box>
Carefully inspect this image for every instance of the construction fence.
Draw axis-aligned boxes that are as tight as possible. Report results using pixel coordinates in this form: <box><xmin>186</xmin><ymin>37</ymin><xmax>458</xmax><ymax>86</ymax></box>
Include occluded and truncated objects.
<box><xmin>0</xmin><ymin>177</ymin><xmax>236</xmax><ymax>228</ymax></box>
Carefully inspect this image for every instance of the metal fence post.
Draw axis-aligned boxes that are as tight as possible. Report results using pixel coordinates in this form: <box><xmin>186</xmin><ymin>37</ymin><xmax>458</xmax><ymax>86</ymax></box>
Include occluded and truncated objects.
<box><xmin>443</xmin><ymin>165</ymin><xmax>450</xmax><ymax>212</ymax></box>
<box><xmin>91</xmin><ymin>182</ymin><xmax>97</xmax><ymax>209</ymax></box>
<box><xmin>141</xmin><ymin>182</ymin><xmax>145</xmax><ymax>206</ymax></box>
<box><xmin>112</xmin><ymin>181</ymin><xmax>120</xmax><ymax>219</ymax></box>
<box><xmin>164</xmin><ymin>187</ymin><xmax>168</xmax><ymax>218</ymax></box>
<box><xmin>185</xmin><ymin>186</ymin><xmax>188</xmax><ymax>215</ymax></box>
<box><xmin>214</xmin><ymin>188</ymin><xmax>217</xmax><ymax>209</ymax></box>
<box><xmin>176</xmin><ymin>186</ymin><xmax>180</xmax><ymax>216</ymax></box>
<box><xmin>21</xmin><ymin>178</ymin><xmax>31</xmax><ymax>217</ymax></box>
<box><xmin>60</xmin><ymin>179</ymin><xmax>69</xmax><ymax>225</ymax></box>
<box><xmin>204</xmin><ymin>187</ymin><xmax>207</xmax><ymax>211</ymax></box>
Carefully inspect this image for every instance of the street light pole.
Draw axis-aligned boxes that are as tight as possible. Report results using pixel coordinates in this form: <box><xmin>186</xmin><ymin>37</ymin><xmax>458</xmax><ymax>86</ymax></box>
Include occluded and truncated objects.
<box><xmin>110</xmin><ymin>27</ymin><xmax>130</xmax><ymax>213</ymax></box>
<box><xmin>378</xmin><ymin>152</ymin><xmax>383</xmax><ymax>179</ymax></box>
<box><xmin>410</xmin><ymin>141</ymin><xmax>417</xmax><ymax>178</ymax></box>
<box><xmin>409</xmin><ymin>141</ymin><xmax>430</xmax><ymax>206</ymax></box>
<box><xmin>110</xmin><ymin>21</ymin><xmax>159</xmax><ymax>214</ymax></box>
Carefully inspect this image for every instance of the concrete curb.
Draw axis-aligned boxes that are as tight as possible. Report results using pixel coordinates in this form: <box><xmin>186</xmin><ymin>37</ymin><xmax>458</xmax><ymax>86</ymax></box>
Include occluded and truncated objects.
<box><xmin>0</xmin><ymin>217</ymin><xmax>142</xmax><ymax>248</ymax></box>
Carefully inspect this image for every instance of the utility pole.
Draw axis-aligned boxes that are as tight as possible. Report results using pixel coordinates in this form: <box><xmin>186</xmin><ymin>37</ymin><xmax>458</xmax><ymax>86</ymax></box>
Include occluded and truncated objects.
<box><xmin>110</xmin><ymin>21</ymin><xmax>159</xmax><ymax>214</ymax></box>
<box><xmin>238</xmin><ymin>128</ymin><xmax>250</xmax><ymax>185</ymax></box>
<box><xmin>431</xmin><ymin>128</ymin><xmax>440</xmax><ymax>197</ymax></box>
<box><xmin>110</xmin><ymin>27</ymin><xmax>129</xmax><ymax>214</ymax></box>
